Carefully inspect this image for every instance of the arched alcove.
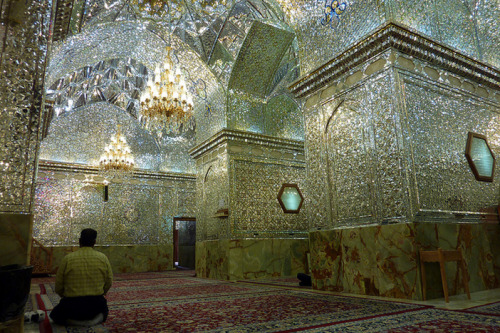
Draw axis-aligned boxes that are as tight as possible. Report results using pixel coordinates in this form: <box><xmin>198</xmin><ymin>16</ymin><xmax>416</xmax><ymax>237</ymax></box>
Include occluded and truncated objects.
<box><xmin>40</xmin><ymin>102</ymin><xmax>162</xmax><ymax>170</ymax></box>
<box><xmin>324</xmin><ymin>100</ymin><xmax>374</xmax><ymax>226</ymax></box>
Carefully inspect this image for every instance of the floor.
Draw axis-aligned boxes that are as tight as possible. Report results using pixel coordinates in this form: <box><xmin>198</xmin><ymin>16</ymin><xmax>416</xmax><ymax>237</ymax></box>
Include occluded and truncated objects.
<box><xmin>338</xmin><ymin>287</ymin><xmax>500</xmax><ymax>311</ymax></box>
<box><xmin>22</xmin><ymin>284</ymin><xmax>500</xmax><ymax>332</ymax></box>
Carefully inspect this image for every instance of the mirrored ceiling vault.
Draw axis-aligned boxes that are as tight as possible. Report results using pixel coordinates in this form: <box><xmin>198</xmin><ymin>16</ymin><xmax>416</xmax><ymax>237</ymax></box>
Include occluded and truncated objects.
<box><xmin>42</xmin><ymin>0</ymin><xmax>302</xmax><ymax>173</ymax></box>
<box><xmin>42</xmin><ymin>0</ymin><xmax>498</xmax><ymax>173</ymax></box>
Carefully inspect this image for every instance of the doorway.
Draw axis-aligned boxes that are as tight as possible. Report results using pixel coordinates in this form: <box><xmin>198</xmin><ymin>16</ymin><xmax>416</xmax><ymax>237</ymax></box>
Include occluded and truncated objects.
<box><xmin>173</xmin><ymin>217</ymin><xmax>196</xmax><ymax>269</ymax></box>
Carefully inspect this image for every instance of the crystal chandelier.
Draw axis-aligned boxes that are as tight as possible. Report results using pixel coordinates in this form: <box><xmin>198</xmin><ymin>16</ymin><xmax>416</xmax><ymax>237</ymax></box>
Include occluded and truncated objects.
<box><xmin>133</xmin><ymin>0</ymin><xmax>169</xmax><ymax>15</ymax></box>
<box><xmin>139</xmin><ymin>46</ymin><xmax>194</xmax><ymax>136</ymax></box>
<box><xmin>99</xmin><ymin>125</ymin><xmax>135</xmax><ymax>171</ymax></box>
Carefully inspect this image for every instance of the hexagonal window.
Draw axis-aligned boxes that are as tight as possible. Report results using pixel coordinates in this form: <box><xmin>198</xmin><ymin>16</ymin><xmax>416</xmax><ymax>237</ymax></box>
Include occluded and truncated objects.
<box><xmin>277</xmin><ymin>183</ymin><xmax>304</xmax><ymax>214</ymax></box>
<box><xmin>465</xmin><ymin>132</ymin><xmax>495</xmax><ymax>182</ymax></box>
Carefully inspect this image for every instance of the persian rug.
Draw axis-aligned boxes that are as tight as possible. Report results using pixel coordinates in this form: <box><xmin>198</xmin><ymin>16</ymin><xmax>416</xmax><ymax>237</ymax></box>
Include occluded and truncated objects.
<box><xmin>301</xmin><ymin>308</ymin><xmax>500</xmax><ymax>332</ymax></box>
<box><xmin>237</xmin><ymin>276</ymin><xmax>308</xmax><ymax>288</ymax></box>
<box><xmin>30</xmin><ymin>273</ymin><xmax>500</xmax><ymax>332</ymax></box>
<box><xmin>28</xmin><ymin>279</ymin><xmax>109</xmax><ymax>333</ymax></box>
<box><xmin>459</xmin><ymin>301</ymin><xmax>500</xmax><ymax>316</ymax></box>
<box><xmin>104</xmin><ymin>276</ymin><xmax>428</xmax><ymax>332</ymax></box>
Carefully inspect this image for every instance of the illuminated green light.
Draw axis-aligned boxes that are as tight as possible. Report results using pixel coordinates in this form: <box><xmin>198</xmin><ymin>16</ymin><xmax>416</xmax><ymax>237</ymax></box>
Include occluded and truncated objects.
<box><xmin>277</xmin><ymin>184</ymin><xmax>304</xmax><ymax>213</ymax></box>
<box><xmin>465</xmin><ymin>132</ymin><xmax>495</xmax><ymax>182</ymax></box>
<box><xmin>470</xmin><ymin>137</ymin><xmax>494</xmax><ymax>178</ymax></box>
<box><xmin>280</xmin><ymin>187</ymin><xmax>301</xmax><ymax>211</ymax></box>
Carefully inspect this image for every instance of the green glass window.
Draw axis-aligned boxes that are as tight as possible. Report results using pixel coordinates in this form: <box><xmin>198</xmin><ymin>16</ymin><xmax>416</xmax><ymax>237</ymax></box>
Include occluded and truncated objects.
<box><xmin>465</xmin><ymin>132</ymin><xmax>495</xmax><ymax>182</ymax></box>
<box><xmin>277</xmin><ymin>184</ymin><xmax>304</xmax><ymax>213</ymax></box>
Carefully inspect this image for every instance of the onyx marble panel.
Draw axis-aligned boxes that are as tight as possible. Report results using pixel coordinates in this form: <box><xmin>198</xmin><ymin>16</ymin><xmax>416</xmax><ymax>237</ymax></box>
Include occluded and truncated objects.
<box><xmin>196</xmin><ymin>240</ymin><xmax>230</xmax><ymax>280</ymax></box>
<box><xmin>47</xmin><ymin>245</ymin><xmax>173</xmax><ymax>274</ymax></box>
<box><xmin>310</xmin><ymin>222</ymin><xmax>499</xmax><ymax>300</ymax></box>
<box><xmin>309</xmin><ymin>229</ymin><xmax>343</xmax><ymax>291</ymax></box>
<box><xmin>415</xmin><ymin>222</ymin><xmax>498</xmax><ymax>296</ymax></box>
<box><xmin>486</xmin><ymin>223</ymin><xmax>500</xmax><ymax>283</ymax></box>
<box><xmin>228</xmin><ymin>238</ymin><xmax>308</xmax><ymax>280</ymax></box>
<box><xmin>0</xmin><ymin>214</ymin><xmax>32</xmax><ymax>266</ymax></box>
<box><xmin>340</xmin><ymin>224</ymin><xmax>417</xmax><ymax>298</ymax></box>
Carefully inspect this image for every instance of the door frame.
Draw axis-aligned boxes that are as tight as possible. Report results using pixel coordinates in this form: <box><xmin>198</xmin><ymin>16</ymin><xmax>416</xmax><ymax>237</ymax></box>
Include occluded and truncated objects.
<box><xmin>173</xmin><ymin>216</ymin><xmax>196</xmax><ymax>268</ymax></box>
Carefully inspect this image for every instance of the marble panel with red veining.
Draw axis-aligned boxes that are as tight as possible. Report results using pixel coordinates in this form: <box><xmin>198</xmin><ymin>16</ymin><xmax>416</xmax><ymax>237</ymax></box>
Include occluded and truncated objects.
<box><xmin>415</xmin><ymin>222</ymin><xmax>499</xmax><ymax>297</ymax></box>
<box><xmin>47</xmin><ymin>245</ymin><xmax>173</xmax><ymax>274</ymax></box>
<box><xmin>309</xmin><ymin>229</ymin><xmax>343</xmax><ymax>291</ymax></box>
<box><xmin>339</xmin><ymin>224</ymin><xmax>418</xmax><ymax>298</ymax></box>
<box><xmin>310</xmin><ymin>222</ymin><xmax>500</xmax><ymax>300</ymax></box>
<box><xmin>228</xmin><ymin>238</ymin><xmax>308</xmax><ymax>280</ymax></box>
<box><xmin>196</xmin><ymin>240</ymin><xmax>230</xmax><ymax>280</ymax></box>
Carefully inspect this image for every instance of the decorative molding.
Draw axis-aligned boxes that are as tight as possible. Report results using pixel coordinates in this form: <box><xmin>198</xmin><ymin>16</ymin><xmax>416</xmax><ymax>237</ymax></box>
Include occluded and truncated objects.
<box><xmin>53</xmin><ymin>0</ymin><xmax>74</xmax><ymax>42</ymax></box>
<box><xmin>289</xmin><ymin>22</ymin><xmax>500</xmax><ymax>99</ymax></box>
<box><xmin>37</xmin><ymin>160</ymin><xmax>195</xmax><ymax>181</ymax></box>
<box><xmin>189</xmin><ymin>129</ymin><xmax>304</xmax><ymax>160</ymax></box>
<box><xmin>415</xmin><ymin>210</ymin><xmax>489</xmax><ymax>223</ymax></box>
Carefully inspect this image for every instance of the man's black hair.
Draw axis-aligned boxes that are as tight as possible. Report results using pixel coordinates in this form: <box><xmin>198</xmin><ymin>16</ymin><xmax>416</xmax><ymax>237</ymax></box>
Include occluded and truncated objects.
<box><xmin>79</xmin><ymin>228</ymin><xmax>97</xmax><ymax>247</ymax></box>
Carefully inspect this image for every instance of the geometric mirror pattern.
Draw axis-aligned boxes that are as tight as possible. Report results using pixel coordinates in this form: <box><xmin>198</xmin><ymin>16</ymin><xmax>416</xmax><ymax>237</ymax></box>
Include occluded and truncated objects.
<box><xmin>465</xmin><ymin>132</ymin><xmax>495</xmax><ymax>182</ymax></box>
<box><xmin>277</xmin><ymin>183</ymin><xmax>304</xmax><ymax>214</ymax></box>
<box><xmin>228</xmin><ymin>21</ymin><xmax>295</xmax><ymax>98</ymax></box>
<box><xmin>46</xmin><ymin>57</ymin><xmax>148</xmax><ymax>121</ymax></box>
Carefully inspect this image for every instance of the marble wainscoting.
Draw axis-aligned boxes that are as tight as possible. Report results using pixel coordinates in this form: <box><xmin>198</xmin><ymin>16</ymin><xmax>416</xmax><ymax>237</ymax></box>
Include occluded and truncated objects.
<box><xmin>37</xmin><ymin>245</ymin><xmax>174</xmax><ymax>274</ymax></box>
<box><xmin>308</xmin><ymin>228</ymin><xmax>343</xmax><ymax>292</ymax></box>
<box><xmin>0</xmin><ymin>213</ymin><xmax>32</xmax><ymax>266</ymax></box>
<box><xmin>228</xmin><ymin>238</ymin><xmax>309</xmax><ymax>280</ymax></box>
<box><xmin>309</xmin><ymin>223</ymin><xmax>500</xmax><ymax>300</ymax></box>
<box><xmin>310</xmin><ymin>224</ymin><xmax>417</xmax><ymax>298</ymax></box>
<box><xmin>485</xmin><ymin>223</ymin><xmax>500</xmax><ymax>281</ymax></box>
<box><xmin>196</xmin><ymin>238</ymin><xmax>309</xmax><ymax>281</ymax></box>
<box><xmin>196</xmin><ymin>240</ymin><xmax>230</xmax><ymax>280</ymax></box>
<box><xmin>415</xmin><ymin>223</ymin><xmax>499</xmax><ymax>296</ymax></box>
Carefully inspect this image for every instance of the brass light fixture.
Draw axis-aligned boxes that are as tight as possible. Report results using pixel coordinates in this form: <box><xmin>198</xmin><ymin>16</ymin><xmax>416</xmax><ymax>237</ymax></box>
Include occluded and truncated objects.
<box><xmin>139</xmin><ymin>47</ymin><xmax>194</xmax><ymax>136</ymax></box>
<box><xmin>133</xmin><ymin>0</ymin><xmax>169</xmax><ymax>16</ymax></box>
<box><xmin>99</xmin><ymin>125</ymin><xmax>135</xmax><ymax>171</ymax></box>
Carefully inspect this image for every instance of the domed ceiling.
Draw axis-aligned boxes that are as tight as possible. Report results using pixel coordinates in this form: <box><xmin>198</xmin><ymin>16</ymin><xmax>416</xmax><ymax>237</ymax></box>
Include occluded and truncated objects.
<box><xmin>45</xmin><ymin>0</ymin><xmax>300</xmax><ymax>117</ymax></box>
<box><xmin>42</xmin><ymin>0</ymin><xmax>302</xmax><ymax>173</ymax></box>
<box><xmin>41</xmin><ymin>0</ymin><xmax>499</xmax><ymax>173</ymax></box>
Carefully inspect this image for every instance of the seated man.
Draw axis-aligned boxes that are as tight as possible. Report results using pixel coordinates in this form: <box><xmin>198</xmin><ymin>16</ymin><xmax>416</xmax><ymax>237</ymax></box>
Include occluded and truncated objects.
<box><xmin>50</xmin><ymin>228</ymin><xmax>113</xmax><ymax>325</ymax></box>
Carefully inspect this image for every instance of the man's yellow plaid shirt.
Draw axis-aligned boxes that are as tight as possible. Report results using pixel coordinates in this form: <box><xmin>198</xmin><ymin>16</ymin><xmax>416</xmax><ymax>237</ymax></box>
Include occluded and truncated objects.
<box><xmin>55</xmin><ymin>247</ymin><xmax>113</xmax><ymax>298</ymax></box>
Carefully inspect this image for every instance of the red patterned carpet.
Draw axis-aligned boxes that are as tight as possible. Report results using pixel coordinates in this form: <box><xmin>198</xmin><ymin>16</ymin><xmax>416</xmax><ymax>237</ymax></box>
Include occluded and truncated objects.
<box><xmin>321</xmin><ymin>308</ymin><xmax>500</xmax><ymax>332</ymax></box>
<box><xmin>106</xmin><ymin>278</ymin><xmax>426</xmax><ymax>332</ymax></box>
<box><xmin>237</xmin><ymin>276</ymin><xmax>307</xmax><ymax>288</ymax></box>
<box><xmin>29</xmin><ymin>272</ymin><xmax>500</xmax><ymax>332</ymax></box>
<box><xmin>460</xmin><ymin>301</ymin><xmax>500</xmax><ymax>317</ymax></box>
